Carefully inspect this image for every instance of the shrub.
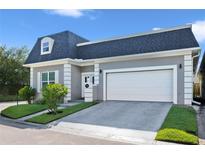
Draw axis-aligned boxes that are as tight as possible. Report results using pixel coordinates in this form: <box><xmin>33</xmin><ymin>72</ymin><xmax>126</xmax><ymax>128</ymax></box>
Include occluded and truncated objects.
<box><xmin>18</xmin><ymin>86</ymin><xmax>36</xmax><ymax>104</ymax></box>
<box><xmin>34</xmin><ymin>99</ymin><xmax>46</xmax><ymax>105</ymax></box>
<box><xmin>42</xmin><ymin>84</ymin><xmax>68</xmax><ymax>114</ymax></box>
<box><xmin>156</xmin><ymin>128</ymin><xmax>199</xmax><ymax>145</ymax></box>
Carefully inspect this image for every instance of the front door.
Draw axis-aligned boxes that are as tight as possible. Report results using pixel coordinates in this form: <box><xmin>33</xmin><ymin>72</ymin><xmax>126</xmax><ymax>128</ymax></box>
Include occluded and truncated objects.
<box><xmin>81</xmin><ymin>73</ymin><xmax>94</xmax><ymax>98</ymax></box>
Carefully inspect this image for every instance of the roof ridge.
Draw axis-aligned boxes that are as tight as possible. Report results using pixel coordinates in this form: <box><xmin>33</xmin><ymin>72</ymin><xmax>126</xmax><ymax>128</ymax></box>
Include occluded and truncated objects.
<box><xmin>77</xmin><ymin>24</ymin><xmax>192</xmax><ymax>47</ymax></box>
<box><xmin>38</xmin><ymin>30</ymin><xmax>89</xmax><ymax>41</ymax></box>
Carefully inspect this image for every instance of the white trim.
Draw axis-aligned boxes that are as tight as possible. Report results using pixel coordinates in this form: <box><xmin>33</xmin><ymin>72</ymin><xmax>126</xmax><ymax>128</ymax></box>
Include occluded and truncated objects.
<box><xmin>40</xmin><ymin>70</ymin><xmax>58</xmax><ymax>89</ymax></box>
<box><xmin>41</xmin><ymin>37</ymin><xmax>54</xmax><ymax>55</ymax></box>
<box><xmin>30</xmin><ymin>67</ymin><xmax>33</xmax><ymax>88</ymax></box>
<box><xmin>94</xmin><ymin>64</ymin><xmax>99</xmax><ymax>85</ymax></box>
<box><xmin>184</xmin><ymin>54</ymin><xmax>193</xmax><ymax>105</ymax></box>
<box><xmin>23</xmin><ymin>58</ymin><xmax>74</xmax><ymax>68</ymax></box>
<box><xmin>77</xmin><ymin>25</ymin><xmax>192</xmax><ymax>46</ymax></box>
<box><xmin>103</xmin><ymin>65</ymin><xmax>178</xmax><ymax>104</ymax></box>
<box><xmin>64</xmin><ymin>64</ymin><xmax>71</xmax><ymax>103</ymax></box>
<box><xmin>81</xmin><ymin>72</ymin><xmax>94</xmax><ymax>75</ymax></box>
<box><xmin>37</xmin><ymin>72</ymin><xmax>40</xmax><ymax>93</ymax></box>
<box><xmin>55</xmin><ymin>70</ymin><xmax>59</xmax><ymax>84</ymax></box>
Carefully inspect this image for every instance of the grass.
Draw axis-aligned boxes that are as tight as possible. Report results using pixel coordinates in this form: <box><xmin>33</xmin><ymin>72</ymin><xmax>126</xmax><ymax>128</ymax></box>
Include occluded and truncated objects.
<box><xmin>155</xmin><ymin>105</ymin><xmax>198</xmax><ymax>144</ymax></box>
<box><xmin>1</xmin><ymin>104</ymin><xmax>47</xmax><ymax>119</ymax></box>
<box><xmin>156</xmin><ymin>128</ymin><xmax>199</xmax><ymax>145</ymax></box>
<box><xmin>0</xmin><ymin>95</ymin><xmax>25</xmax><ymax>102</ymax></box>
<box><xmin>26</xmin><ymin>102</ymin><xmax>97</xmax><ymax>124</ymax></box>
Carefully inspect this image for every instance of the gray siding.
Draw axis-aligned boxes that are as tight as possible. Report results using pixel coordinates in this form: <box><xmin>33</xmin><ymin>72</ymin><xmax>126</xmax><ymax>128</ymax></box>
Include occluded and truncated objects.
<box><xmin>97</xmin><ymin>56</ymin><xmax>185</xmax><ymax>104</ymax></box>
<box><xmin>80</xmin><ymin>65</ymin><xmax>94</xmax><ymax>73</ymax></box>
<box><xmin>71</xmin><ymin>65</ymin><xmax>81</xmax><ymax>100</ymax></box>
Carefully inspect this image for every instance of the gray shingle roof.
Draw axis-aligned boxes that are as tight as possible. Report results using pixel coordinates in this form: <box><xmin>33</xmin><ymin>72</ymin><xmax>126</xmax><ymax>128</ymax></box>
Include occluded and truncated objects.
<box><xmin>25</xmin><ymin>31</ymin><xmax>88</xmax><ymax>64</ymax></box>
<box><xmin>25</xmin><ymin>26</ymin><xmax>199</xmax><ymax>64</ymax></box>
<box><xmin>77</xmin><ymin>28</ymin><xmax>199</xmax><ymax>59</ymax></box>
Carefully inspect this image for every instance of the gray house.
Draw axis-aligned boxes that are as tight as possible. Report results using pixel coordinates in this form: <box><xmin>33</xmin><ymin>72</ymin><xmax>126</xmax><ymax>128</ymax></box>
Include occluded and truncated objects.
<box><xmin>24</xmin><ymin>25</ymin><xmax>201</xmax><ymax>105</ymax></box>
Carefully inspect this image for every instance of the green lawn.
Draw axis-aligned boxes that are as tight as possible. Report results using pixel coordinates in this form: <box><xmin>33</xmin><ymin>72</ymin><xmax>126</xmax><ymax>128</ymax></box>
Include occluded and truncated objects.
<box><xmin>155</xmin><ymin>105</ymin><xmax>198</xmax><ymax>144</ymax></box>
<box><xmin>1</xmin><ymin>104</ymin><xmax>47</xmax><ymax>119</ymax></box>
<box><xmin>26</xmin><ymin>102</ymin><xmax>97</xmax><ymax>124</ymax></box>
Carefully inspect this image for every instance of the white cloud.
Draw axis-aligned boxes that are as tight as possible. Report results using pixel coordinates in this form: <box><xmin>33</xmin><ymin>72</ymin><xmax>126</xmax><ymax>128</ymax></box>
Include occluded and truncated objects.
<box><xmin>152</xmin><ymin>27</ymin><xmax>162</xmax><ymax>31</ymax></box>
<box><xmin>192</xmin><ymin>20</ymin><xmax>205</xmax><ymax>43</ymax></box>
<box><xmin>46</xmin><ymin>9</ymin><xmax>96</xmax><ymax>20</ymax></box>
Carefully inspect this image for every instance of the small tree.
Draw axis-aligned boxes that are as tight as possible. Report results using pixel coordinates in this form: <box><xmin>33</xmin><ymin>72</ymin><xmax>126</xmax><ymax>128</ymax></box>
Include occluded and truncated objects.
<box><xmin>42</xmin><ymin>84</ymin><xmax>68</xmax><ymax>114</ymax></box>
<box><xmin>18</xmin><ymin>86</ymin><xmax>36</xmax><ymax>104</ymax></box>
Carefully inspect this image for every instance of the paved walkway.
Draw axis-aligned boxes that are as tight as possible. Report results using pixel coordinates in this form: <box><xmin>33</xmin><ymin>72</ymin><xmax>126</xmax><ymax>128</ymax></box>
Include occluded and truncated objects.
<box><xmin>0</xmin><ymin>101</ymin><xmax>27</xmax><ymax>112</ymax></box>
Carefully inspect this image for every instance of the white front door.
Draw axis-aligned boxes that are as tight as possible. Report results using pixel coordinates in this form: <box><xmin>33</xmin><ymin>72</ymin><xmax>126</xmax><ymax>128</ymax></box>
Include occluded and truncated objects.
<box><xmin>81</xmin><ymin>73</ymin><xmax>94</xmax><ymax>98</ymax></box>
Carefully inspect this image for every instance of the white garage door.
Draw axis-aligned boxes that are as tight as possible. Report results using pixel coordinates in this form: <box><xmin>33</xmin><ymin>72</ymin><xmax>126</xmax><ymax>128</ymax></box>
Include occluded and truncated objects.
<box><xmin>106</xmin><ymin>69</ymin><xmax>173</xmax><ymax>102</ymax></box>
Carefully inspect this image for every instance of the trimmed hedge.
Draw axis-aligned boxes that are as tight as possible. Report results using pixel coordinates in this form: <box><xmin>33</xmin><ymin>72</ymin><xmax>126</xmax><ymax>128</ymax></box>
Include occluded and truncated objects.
<box><xmin>156</xmin><ymin>128</ymin><xmax>198</xmax><ymax>145</ymax></box>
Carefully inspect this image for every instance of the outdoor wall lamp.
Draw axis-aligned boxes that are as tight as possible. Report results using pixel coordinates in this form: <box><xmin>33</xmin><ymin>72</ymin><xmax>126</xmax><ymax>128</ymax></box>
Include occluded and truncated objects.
<box><xmin>179</xmin><ymin>64</ymin><xmax>182</xmax><ymax>69</ymax></box>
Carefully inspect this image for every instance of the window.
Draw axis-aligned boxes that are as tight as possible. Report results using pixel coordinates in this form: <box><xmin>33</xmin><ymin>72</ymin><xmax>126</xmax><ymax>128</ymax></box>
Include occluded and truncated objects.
<box><xmin>42</xmin><ymin>42</ymin><xmax>49</xmax><ymax>52</ymax></box>
<box><xmin>41</xmin><ymin>37</ymin><xmax>54</xmax><ymax>55</ymax></box>
<box><xmin>41</xmin><ymin>71</ymin><xmax>55</xmax><ymax>88</ymax></box>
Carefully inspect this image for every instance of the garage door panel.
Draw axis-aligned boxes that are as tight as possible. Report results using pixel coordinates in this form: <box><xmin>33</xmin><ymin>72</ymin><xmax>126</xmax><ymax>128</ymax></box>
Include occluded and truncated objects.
<box><xmin>106</xmin><ymin>69</ymin><xmax>173</xmax><ymax>102</ymax></box>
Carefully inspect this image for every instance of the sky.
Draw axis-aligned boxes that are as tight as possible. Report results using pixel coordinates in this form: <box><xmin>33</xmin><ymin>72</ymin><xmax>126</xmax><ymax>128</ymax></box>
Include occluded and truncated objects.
<box><xmin>0</xmin><ymin>9</ymin><xmax>205</xmax><ymax>66</ymax></box>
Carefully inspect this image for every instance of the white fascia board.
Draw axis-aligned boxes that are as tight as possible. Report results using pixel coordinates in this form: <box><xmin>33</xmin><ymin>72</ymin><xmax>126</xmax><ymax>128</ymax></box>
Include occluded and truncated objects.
<box><xmin>77</xmin><ymin>25</ymin><xmax>192</xmax><ymax>47</ymax></box>
<box><xmin>23</xmin><ymin>58</ymin><xmax>79</xmax><ymax>68</ymax></box>
<box><xmin>23</xmin><ymin>47</ymin><xmax>200</xmax><ymax>68</ymax></box>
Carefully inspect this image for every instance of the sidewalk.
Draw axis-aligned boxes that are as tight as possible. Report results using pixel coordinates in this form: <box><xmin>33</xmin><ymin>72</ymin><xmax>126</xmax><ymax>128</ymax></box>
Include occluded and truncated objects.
<box><xmin>50</xmin><ymin>121</ymin><xmax>177</xmax><ymax>145</ymax></box>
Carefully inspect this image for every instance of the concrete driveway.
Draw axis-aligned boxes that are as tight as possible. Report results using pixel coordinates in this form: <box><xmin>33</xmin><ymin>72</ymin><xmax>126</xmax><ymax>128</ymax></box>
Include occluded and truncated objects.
<box><xmin>57</xmin><ymin>101</ymin><xmax>172</xmax><ymax>132</ymax></box>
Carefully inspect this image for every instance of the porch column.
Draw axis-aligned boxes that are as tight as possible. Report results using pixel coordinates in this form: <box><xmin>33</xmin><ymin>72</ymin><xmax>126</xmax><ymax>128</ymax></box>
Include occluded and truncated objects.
<box><xmin>184</xmin><ymin>53</ymin><xmax>193</xmax><ymax>105</ymax></box>
<box><xmin>30</xmin><ymin>67</ymin><xmax>33</xmax><ymax>88</ymax></box>
<box><xmin>94</xmin><ymin>64</ymin><xmax>99</xmax><ymax>85</ymax></box>
<box><xmin>64</xmin><ymin>64</ymin><xmax>71</xmax><ymax>103</ymax></box>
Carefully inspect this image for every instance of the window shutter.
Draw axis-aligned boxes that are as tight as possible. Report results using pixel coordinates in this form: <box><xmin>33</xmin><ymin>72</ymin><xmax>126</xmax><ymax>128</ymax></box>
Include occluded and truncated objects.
<box><xmin>55</xmin><ymin>70</ymin><xmax>59</xmax><ymax>83</ymax></box>
<box><xmin>37</xmin><ymin>72</ymin><xmax>41</xmax><ymax>93</ymax></box>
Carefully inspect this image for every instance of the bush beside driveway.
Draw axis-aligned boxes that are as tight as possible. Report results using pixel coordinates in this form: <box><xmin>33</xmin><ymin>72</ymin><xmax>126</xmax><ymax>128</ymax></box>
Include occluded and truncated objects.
<box><xmin>155</xmin><ymin>105</ymin><xmax>198</xmax><ymax>144</ymax></box>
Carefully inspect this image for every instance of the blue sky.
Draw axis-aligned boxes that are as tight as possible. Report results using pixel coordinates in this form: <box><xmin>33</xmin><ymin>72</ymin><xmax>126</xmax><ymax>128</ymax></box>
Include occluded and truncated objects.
<box><xmin>0</xmin><ymin>9</ymin><xmax>205</xmax><ymax>51</ymax></box>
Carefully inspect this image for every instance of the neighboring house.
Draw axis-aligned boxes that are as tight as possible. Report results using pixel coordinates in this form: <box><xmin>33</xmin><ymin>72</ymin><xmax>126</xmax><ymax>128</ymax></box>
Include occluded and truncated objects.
<box><xmin>201</xmin><ymin>55</ymin><xmax>205</xmax><ymax>101</ymax></box>
<box><xmin>195</xmin><ymin>52</ymin><xmax>205</xmax><ymax>101</ymax></box>
<box><xmin>24</xmin><ymin>25</ymin><xmax>201</xmax><ymax>105</ymax></box>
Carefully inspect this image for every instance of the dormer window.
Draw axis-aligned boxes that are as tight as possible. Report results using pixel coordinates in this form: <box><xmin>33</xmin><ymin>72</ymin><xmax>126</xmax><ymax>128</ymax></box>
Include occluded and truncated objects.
<box><xmin>42</xmin><ymin>42</ymin><xmax>49</xmax><ymax>52</ymax></box>
<box><xmin>41</xmin><ymin>37</ymin><xmax>54</xmax><ymax>55</ymax></box>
